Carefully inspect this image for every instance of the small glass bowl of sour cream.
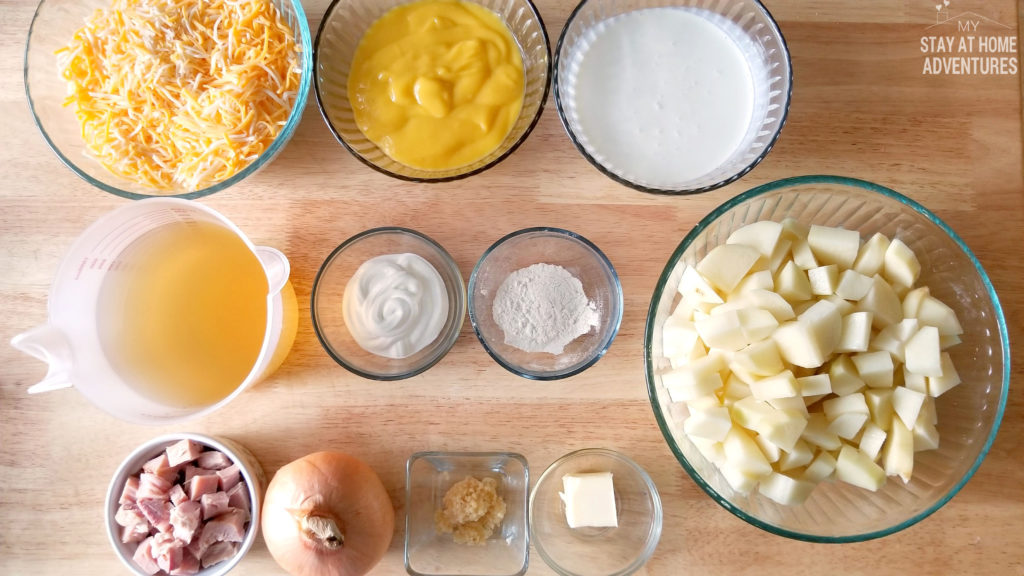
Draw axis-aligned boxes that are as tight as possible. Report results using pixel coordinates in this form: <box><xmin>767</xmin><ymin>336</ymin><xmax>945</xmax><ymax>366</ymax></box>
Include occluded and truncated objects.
<box><xmin>554</xmin><ymin>0</ymin><xmax>792</xmax><ymax>194</ymax></box>
<box><xmin>312</xmin><ymin>227</ymin><xmax>466</xmax><ymax>380</ymax></box>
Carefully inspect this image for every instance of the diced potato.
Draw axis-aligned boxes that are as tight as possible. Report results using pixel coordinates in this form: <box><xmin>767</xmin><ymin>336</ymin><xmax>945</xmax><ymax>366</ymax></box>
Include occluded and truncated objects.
<box><xmin>807</xmin><ymin>225</ymin><xmax>860</xmax><ymax>269</ymax></box>
<box><xmin>905</xmin><ymin>326</ymin><xmax>942</xmax><ymax>377</ymax></box>
<box><xmin>738</xmin><ymin>308</ymin><xmax>779</xmax><ymax>343</ymax></box>
<box><xmin>695</xmin><ymin>310</ymin><xmax>748</xmax><ymax>352</ymax></box>
<box><xmin>678</xmin><ymin>265</ymin><xmax>724</xmax><ymax>306</ymax></box>
<box><xmin>778</xmin><ymin>439</ymin><xmax>815</xmax><ymax>472</ymax></box>
<box><xmin>828</xmin><ymin>412</ymin><xmax>868</xmax><ymax>440</ymax></box>
<box><xmin>750</xmin><ymin>370</ymin><xmax>800</xmax><ymax>401</ymax></box>
<box><xmin>753</xmin><ymin>409</ymin><xmax>808</xmax><ymax>452</ymax></box>
<box><xmin>662</xmin><ymin>314</ymin><xmax>700</xmax><ymax>358</ymax></box>
<box><xmin>754</xmin><ymin>434</ymin><xmax>781</xmax><ymax>463</ymax></box>
<box><xmin>767</xmin><ymin>395</ymin><xmax>809</xmax><ymax>417</ymax></box>
<box><xmin>939</xmin><ymin>333</ymin><xmax>961</xmax><ymax>350</ymax></box>
<box><xmin>720</xmin><ymin>463</ymin><xmax>760</xmax><ymax>494</ymax></box>
<box><xmin>732</xmin><ymin>269</ymin><xmax>774</xmax><ymax>294</ymax></box>
<box><xmin>857</xmin><ymin>275</ymin><xmax>903</xmax><ymax>329</ymax></box>
<box><xmin>797</xmin><ymin>374</ymin><xmax>832</xmax><ymax>397</ymax></box>
<box><xmin>920</xmin><ymin>396</ymin><xmax>937</xmax><ymax>426</ymax></box>
<box><xmin>669</xmin><ymin>338</ymin><xmax>707</xmax><ymax>368</ymax></box>
<box><xmin>851</xmin><ymin>351</ymin><xmax>894</xmax><ymax>388</ymax></box>
<box><xmin>802</xmin><ymin>450</ymin><xmax>837</xmax><ymax>483</ymax></box>
<box><xmin>916</xmin><ymin>295</ymin><xmax>963</xmax><ymax>336</ymax></box>
<box><xmin>730</xmin><ymin>289</ymin><xmax>796</xmax><ymax>322</ymax></box>
<box><xmin>780</xmin><ymin>218</ymin><xmax>810</xmax><ymax>242</ymax></box>
<box><xmin>902</xmin><ymin>367</ymin><xmax>928</xmax><ymax>394</ymax></box>
<box><xmin>913</xmin><ymin>421</ymin><xmax>940</xmax><ymax>452</ymax></box>
<box><xmin>732</xmin><ymin>340</ymin><xmax>784</xmax><ymax>377</ymax></box>
<box><xmin>823</xmin><ymin>392</ymin><xmax>869</xmax><ymax>421</ymax></box>
<box><xmin>691</xmin><ymin>437</ymin><xmax>725</xmax><ymax>464</ymax></box>
<box><xmin>697</xmin><ymin>244</ymin><xmax>762</xmax><ymax>294</ymax></box>
<box><xmin>759</xmin><ymin>472</ymin><xmax>816</xmax><ymax>506</ymax></box>
<box><xmin>730</xmin><ymin>396</ymin><xmax>774</xmax><ymax>429</ymax></box>
<box><xmin>864</xmin><ymin>388</ymin><xmax>895</xmax><ymax>430</ymax></box>
<box><xmin>882</xmin><ymin>238</ymin><xmax>921</xmax><ymax>288</ymax></box>
<box><xmin>723</xmin><ymin>428</ymin><xmax>772</xmax><ymax>477</ymax></box>
<box><xmin>801</xmin><ymin>412</ymin><xmax>842</xmax><ymax>451</ymax></box>
<box><xmin>835</xmin><ymin>269</ymin><xmax>873</xmax><ymax>301</ymax></box>
<box><xmin>823</xmin><ymin>294</ymin><xmax>856</xmax><ymax>316</ymax></box>
<box><xmin>882</xmin><ymin>418</ymin><xmax>914</xmax><ymax>483</ymax></box>
<box><xmin>829</xmin><ymin>355</ymin><xmax>866</xmax><ymax>396</ymax></box>
<box><xmin>927</xmin><ymin>352</ymin><xmax>961</xmax><ymax>397</ymax></box>
<box><xmin>769</xmin><ymin>237</ymin><xmax>793</xmax><ymax>274</ymax></box>
<box><xmin>870</xmin><ymin>318</ymin><xmax>919</xmax><ymax>363</ymax></box>
<box><xmin>836</xmin><ymin>444</ymin><xmax>886</xmax><ymax>491</ymax></box>
<box><xmin>722</xmin><ymin>374</ymin><xmax>752</xmax><ymax>405</ymax></box>
<box><xmin>663</xmin><ymin>354</ymin><xmax>726</xmax><ymax>402</ymax></box>
<box><xmin>791</xmin><ymin>239</ymin><xmax>819</xmax><ymax>270</ymax></box>
<box><xmin>853</xmin><ymin>232</ymin><xmax>890</xmax><ymax>277</ymax></box>
<box><xmin>858</xmin><ymin>422</ymin><xmax>887</xmax><ymax>461</ymax></box>
<box><xmin>901</xmin><ymin>286</ymin><xmax>930</xmax><ymax>319</ymax></box>
<box><xmin>893</xmin><ymin>386</ymin><xmax>927</xmax><ymax>430</ymax></box>
<box><xmin>775</xmin><ymin>261</ymin><xmax>812</xmax><ymax>302</ymax></box>
<box><xmin>836</xmin><ymin>311</ymin><xmax>872</xmax><ymax>353</ymax></box>
<box><xmin>684</xmin><ymin>406</ymin><xmax>733</xmax><ymax>442</ymax></box>
<box><xmin>727</xmin><ymin>221</ymin><xmax>784</xmax><ymax>258</ymax></box>
<box><xmin>799</xmin><ymin>299</ymin><xmax>841</xmax><ymax>352</ymax></box>
<box><xmin>808</xmin><ymin>264</ymin><xmax>839</xmax><ymax>296</ymax></box>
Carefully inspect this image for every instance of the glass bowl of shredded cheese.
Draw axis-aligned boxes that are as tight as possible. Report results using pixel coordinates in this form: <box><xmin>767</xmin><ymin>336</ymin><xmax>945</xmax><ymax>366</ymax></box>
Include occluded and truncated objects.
<box><xmin>25</xmin><ymin>0</ymin><xmax>313</xmax><ymax>199</ymax></box>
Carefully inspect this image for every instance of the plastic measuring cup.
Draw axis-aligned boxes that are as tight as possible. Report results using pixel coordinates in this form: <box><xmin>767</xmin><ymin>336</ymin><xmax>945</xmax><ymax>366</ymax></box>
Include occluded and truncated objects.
<box><xmin>10</xmin><ymin>198</ymin><xmax>298</xmax><ymax>424</ymax></box>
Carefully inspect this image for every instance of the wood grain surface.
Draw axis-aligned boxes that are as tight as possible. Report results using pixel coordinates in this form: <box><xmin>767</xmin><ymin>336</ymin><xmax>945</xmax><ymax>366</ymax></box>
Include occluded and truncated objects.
<box><xmin>1</xmin><ymin>0</ymin><xmax>1022</xmax><ymax>574</ymax></box>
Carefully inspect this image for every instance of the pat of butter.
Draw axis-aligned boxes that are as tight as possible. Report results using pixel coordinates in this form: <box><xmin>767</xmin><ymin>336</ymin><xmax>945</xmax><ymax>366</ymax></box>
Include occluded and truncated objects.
<box><xmin>560</xmin><ymin>472</ymin><xmax>618</xmax><ymax>528</ymax></box>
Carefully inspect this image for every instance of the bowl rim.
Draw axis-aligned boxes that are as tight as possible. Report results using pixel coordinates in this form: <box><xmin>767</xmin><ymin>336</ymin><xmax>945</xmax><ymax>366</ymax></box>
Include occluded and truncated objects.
<box><xmin>104</xmin><ymin>433</ymin><xmax>263</xmax><ymax>576</ymax></box>
<box><xmin>643</xmin><ymin>174</ymin><xmax>1011</xmax><ymax>542</ymax></box>
<box><xmin>23</xmin><ymin>0</ymin><xmax>314</xmax><ymax>200</ymax></box>
<box><xmin>403</xmin><ymin>450</ymin><xmax>531</xmax><ymax>576</ymax></box>
<box><xmin>467</xmin><ymin>226</ymin><xmax>623</xmax><ymax>380</ymax></box>
<box><xmin>528</xmin><ymin>447</ymin><xmax>663</xmax><ymax>576</ymax></box>
<box><xmin>312</xmin><ymin>0</ymin><xmax>552</xmax><ymax>183</ymax></box>
<box><xmin>310</xmin><ymin>226</ymin><xmax>467</xmax><ymax>381</ymax></box>
<box><xmin>552</xmin><ymin>0</ymin><xmax>793</xmax><ymax>196</ymax></box>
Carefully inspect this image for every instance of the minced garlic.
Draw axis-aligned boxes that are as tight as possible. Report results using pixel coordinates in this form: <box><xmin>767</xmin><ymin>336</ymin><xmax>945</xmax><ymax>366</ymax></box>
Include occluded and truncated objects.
<box><xmin>434</xmin><ymin>476</ymin><xmax>506</xmax><ymax>545</ymax></box>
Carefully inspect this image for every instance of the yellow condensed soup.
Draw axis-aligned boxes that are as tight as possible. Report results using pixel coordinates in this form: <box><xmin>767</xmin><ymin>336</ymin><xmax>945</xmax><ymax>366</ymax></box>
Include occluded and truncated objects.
<box><xmin>348</xmin><ymin>0</ymin><xmax>525</xmax><ymax>171</ymax></box>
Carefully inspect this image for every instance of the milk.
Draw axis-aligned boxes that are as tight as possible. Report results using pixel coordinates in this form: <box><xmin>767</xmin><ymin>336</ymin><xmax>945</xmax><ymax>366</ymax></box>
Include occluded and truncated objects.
<box><xmin>564</xmin><ymin>8</ymin><xmax>763</xmax><ymax>189</ymax></box>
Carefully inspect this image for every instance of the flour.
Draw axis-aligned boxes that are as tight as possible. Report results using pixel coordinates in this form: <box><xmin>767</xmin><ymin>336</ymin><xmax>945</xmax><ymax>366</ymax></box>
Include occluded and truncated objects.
<box><xmin>492</xmin><ymin>263</ymin><xmax>599</xmax><ymax>354</ymax></box>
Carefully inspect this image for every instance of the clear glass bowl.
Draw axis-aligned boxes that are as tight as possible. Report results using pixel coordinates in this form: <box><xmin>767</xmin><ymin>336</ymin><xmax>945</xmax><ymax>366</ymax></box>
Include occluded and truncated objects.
<box><xmin>645</xmin><ymin>175</ymin><xmax>1010</xmax><ymax>541</ymax></box>
<box><xmin>468</xmin><ymin>228</ymin><xmax>623</xmax><ymax>380</ymax></box>
<box><xmin>24</xmin><ymin>0</ymin><xmax>313</xmax><ymax>200</ymax></box>
<box><xmin>313</xmin><ymin>0</ymin><xmax>551</xmax><ymax>182</ymax></box>
<box><xmin>529</xmin><ymin>448</ymin><xmax>662</xmax><ymax>576</ymax></box>
<box><xmin>405</xmin><ymin>451</ymin><xmax>530</xmax><ymax>576</ymax></box>
<box><xmin>105</xmin><ymin>433</ymin><xmax>265</xmax><ymax>576</ymax></box>
<box><xmin>554</xmin><ymin>0</ymin><xmax>792</xmax><ymax>195</ymax></box>
<box><xmin>311</xmin><ymin>227</ymin><xmax>466</xmax><ymax>380</ymax></box>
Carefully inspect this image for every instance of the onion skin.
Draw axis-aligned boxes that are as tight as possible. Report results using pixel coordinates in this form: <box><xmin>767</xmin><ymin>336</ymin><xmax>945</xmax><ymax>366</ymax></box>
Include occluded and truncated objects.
<box><xmin>262</xmin><ymin>451</ymin><xmax>395</xmax><ymax>576</ymax></box>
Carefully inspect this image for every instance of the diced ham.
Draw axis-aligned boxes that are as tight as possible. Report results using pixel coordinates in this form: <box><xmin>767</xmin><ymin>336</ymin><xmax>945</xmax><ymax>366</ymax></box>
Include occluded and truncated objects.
<box><xmin>132</xmin><ymin>537</ymin><xmax>160</xmax><ymax>576</ymax></box>
<box><xmin>186</xmin><ymin>524</ymin><xmax>208</xmax><ymax>560</ymax></box>
<box><xmin>171</xmin><ymin>500</ymin><xmax>203</xmax><ymax>544</ymax></box>
<box><xmin>142</xmin><ymin>454</ymin><xmax>180</xmax><ymax>484</ymax></box>
<box><xmin>122</xmin><ymin>523</ymin><xmax>150</xmax><ymax>544</ymax></box>
<box><xmin>197</xmin><ymin>450</ymin><xmax>232</xmax><ymax>470</ymax></box>
<box><xmin>157</xmin><ymin>543</ymin><xmax>183</xmax><ymax>574</ymax></box>
<box><xmin>119</xmin><ymin>476</ymin><xmax>139</xmax><ymax>506</ymax></box>
<box><xmin>137</xmin><ymin>473</ymin><xmax>172</xmax><ymax>501</ymax></box>
<box><xmin>170</xmin><ymin>549</ymin><xmax>201</xmax><ymax>576</ymax></box>
<box><xmin>137</xmin><ymin>499</ymin><xmax>173</xmax><ymax>534</ymax></box>
<box><xmin>199</xmin><ymin>509</ymin><xmax>248</xmax><ymax>549</ymax></box>
<box><xmin>168</xmin><ymin>484</ymin><xmax>188</xmax><ymax>507</ymax></box>
<box><xmin>200</xmin><ymin>491</ymin><xmax>231</xmax><ymax>520</ymax></box>
<box><xmin>201</xmin><ymin>541</ymin><xmax>239</xmax><ymax>569</ymax></box>
<box><xmin>166</xmin><ymin>439</ymin><xmax>204</xmax><ymax>467</ymax></box>
<box><xmin>115</xmin><ymin>504</ymin><xmax>148</xmax><ymax>529</ymax></box>
<box><xmin>189</xmin><ymin>474</ymin><xmax>220</xmax><ymax>501</ymax></box>
<box><xmin>226</xmin><ymin>482</ymin><xmax>250</xmax><ymax>512</ymax></box>
<box><xmin>217</xmin><ymin>464</ymin><xmax>241</xmax><ymax>492</ymax></box>
<box><xmin>151</xmin><ymin>532</ymin><xmax>179</xmax><ymax>557</ymax></box>
<box><xmin>184</xmin><ymin>466</ymin><xmax>214</xmax><ymax>482</ymax></box>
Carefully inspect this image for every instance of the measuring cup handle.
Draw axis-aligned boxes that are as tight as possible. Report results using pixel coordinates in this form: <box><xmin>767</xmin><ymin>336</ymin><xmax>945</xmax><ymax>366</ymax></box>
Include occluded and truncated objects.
<box><xmin>10</xmin><ymin>324</ymin><xmax>73</xmax><ymax>394</ymax></box>
<box><xmin>254</xmin><ymin>246</ymin><xmax>291</xmax><ymax>295</ymax></box>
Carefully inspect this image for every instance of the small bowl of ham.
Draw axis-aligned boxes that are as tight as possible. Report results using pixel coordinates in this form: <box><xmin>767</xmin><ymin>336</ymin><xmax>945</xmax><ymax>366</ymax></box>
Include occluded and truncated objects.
<box><xmin>105</xmin><ymin>434</ymin><xmax>265</xmax><ymax>576</ymax></box>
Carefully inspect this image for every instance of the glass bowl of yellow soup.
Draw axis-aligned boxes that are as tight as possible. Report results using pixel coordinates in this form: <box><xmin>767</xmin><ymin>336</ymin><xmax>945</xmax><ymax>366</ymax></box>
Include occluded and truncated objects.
<box><xmin>25</xmin><ymin>0</ymin><xmax>313</xmax><ymax>200</ymax></box>
<box><xmin>554</xmin><ymin>0</ymin><xmax>792</xmax><ymax>195</ymax></box>
<box><xmin>314</xmin><ymin>0</ymin><xmax>550</xmax><ymax>181</ymax></box>
<box><xmin>311</xmin><ymin>227</ymin><xmax>467</xmax><ymax>380</ymax></box>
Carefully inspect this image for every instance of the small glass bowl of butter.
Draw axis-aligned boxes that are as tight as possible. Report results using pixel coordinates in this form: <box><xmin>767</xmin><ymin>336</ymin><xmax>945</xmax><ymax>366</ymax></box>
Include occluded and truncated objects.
<box><xmin>529</xmin><ymin>448</ymin><xmax>663</xmax><ymax>576</ymax></box>
<box><xmin>405</xmin><ymin>451</ymin><xmax>530</xmax><ymax>576</ymax></box>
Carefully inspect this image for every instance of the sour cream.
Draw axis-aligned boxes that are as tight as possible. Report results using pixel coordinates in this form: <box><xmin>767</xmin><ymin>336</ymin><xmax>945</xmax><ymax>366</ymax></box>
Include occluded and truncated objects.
<box><xmin>564</xmin><ymin>8</ymin><xmax>759</xmax><ymax>189</ymax></box>
<box><xmin>343</xmin><ymin>253</ymin><xmax>448</xmax><ymax>359</ymax></box>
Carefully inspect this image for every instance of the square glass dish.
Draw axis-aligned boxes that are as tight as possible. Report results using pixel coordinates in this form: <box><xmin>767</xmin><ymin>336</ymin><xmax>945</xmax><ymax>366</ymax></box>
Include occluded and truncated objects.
<box><xmin>405</xmin><ymin>452</ymin><xmax>529</xmax><ymax>576</ymax></box>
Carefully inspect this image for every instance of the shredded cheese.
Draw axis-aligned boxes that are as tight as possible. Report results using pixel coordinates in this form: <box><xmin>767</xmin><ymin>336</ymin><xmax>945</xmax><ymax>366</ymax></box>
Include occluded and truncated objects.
<box><xmin>56</xmin><ymin>0</ymin><xmax>301</xmax><ymax>191</ymax></box>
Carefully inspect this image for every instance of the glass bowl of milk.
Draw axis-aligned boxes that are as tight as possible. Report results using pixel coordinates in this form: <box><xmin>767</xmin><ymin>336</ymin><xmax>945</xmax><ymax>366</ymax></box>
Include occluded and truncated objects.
<box><xmin>554</xmin><ymin>0</ymin><xmax>792</xmax><ymax>194</ymax></box>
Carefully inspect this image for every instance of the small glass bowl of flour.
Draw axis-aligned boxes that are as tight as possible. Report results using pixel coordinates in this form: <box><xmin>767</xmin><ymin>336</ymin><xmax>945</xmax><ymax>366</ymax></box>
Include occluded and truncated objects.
<box><xmin>469</xmin><ymin>228</ymin><xmax>623</xmax><ymax>379</ymax></box>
